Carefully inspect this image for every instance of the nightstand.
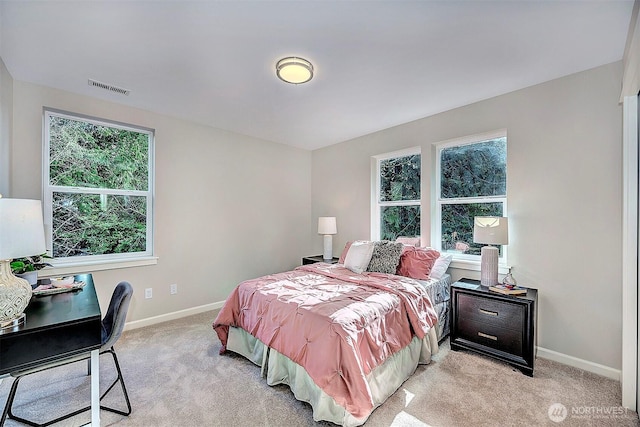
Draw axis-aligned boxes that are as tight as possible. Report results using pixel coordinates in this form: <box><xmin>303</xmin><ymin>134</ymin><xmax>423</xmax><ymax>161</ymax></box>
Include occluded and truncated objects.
<box><xmin>450</xmin><ymin>279</ymin><xmax>537</xmax><ymax>376</ymax></box>
<box><xmin>302</xmin><ymin>255</ymin><xmax>339</xmax><ymax>265</ymax></box>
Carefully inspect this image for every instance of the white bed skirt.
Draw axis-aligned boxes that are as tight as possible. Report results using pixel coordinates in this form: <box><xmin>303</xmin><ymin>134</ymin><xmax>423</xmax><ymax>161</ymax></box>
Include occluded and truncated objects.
<box><xmin>227</xmin><ymin>325</ymin><xmax>439</xmax><ymax>426</ymax></box>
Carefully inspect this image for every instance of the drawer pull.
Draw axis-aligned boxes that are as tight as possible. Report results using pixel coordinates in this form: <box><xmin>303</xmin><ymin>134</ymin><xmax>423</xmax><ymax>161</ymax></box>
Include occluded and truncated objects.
<box><xmin>479</xmin><ymin>308</ymin><xmax>498</xmax><ymax>317</ymax></box>
<box><xmin>478</xmin><ymin>332</ymin><xmax>498</xmax><ymax>341</ymax></box>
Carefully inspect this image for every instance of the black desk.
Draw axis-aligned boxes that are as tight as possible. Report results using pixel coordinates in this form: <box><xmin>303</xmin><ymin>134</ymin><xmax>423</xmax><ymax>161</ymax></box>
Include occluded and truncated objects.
<box><xmin>0</xmin><ymin>274</ymin><xmax>102</xmax><ymax>425</ymax></box>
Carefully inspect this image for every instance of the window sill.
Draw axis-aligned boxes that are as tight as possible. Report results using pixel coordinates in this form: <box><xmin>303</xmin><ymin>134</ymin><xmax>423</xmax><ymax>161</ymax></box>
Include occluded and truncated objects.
<box><xmin>37</xmin><ymin>256</ymin><xmax>158</xmax><ymax>278</ymax></box>
<box><xmin>449</xmin><ymin>258</ymin><xmax>511</xmax><ymax>275</ymax></box>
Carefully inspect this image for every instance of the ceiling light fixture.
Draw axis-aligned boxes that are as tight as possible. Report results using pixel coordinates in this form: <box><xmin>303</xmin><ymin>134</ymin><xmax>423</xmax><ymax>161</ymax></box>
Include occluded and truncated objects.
<box><xmin>276</xmin><ymin>57</ymin><xmax>314</xmax><ymax>84</ymax></box>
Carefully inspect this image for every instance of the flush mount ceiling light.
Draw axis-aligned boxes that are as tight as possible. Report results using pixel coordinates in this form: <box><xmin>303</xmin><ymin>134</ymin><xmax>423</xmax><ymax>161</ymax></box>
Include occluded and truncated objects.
<box><xmin>276</xmin><ymin>57</ymin><xmax>314</xmax><ymax>84</ymax></box>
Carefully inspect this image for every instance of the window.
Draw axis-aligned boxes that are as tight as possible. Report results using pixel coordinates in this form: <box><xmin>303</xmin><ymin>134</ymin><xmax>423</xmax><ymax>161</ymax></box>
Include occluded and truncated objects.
<box><xmin>434</xmin><ymin>131</ymin><xmax>507</xmax><ymax>260</ymax></box>
<box><xmin>43</xmin><ymin>109</ymin><xmax>154</xmax><ymax>265</ymax></box>
<box><xmin>372</xmin><ymin>148</ymin><xmax>421</xmax><ymax>241</ymax></box>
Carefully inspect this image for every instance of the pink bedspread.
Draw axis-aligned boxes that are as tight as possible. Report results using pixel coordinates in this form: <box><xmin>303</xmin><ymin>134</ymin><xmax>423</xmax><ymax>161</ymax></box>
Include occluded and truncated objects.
<box><xmin>213</xmin><ymin>263</ymin><xmax>438</xmax><ymax>418</ymax></box>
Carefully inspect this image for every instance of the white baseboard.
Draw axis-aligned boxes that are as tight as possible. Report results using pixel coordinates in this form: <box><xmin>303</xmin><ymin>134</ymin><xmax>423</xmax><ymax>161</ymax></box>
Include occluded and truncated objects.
<box><xmin>537</xmin><ymin>346</ymin><xmax>621</xmax><ymax>381</ymax></box>
<box><xmin>123</xmin><ymin>300</ymin><xmax>226</xmax><ymax>331</ymax></box>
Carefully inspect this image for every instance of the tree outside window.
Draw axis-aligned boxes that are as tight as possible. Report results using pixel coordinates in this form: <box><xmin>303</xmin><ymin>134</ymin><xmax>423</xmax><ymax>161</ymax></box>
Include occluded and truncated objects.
<box><xmin>436</xmin><ymin>134</ymin><xmax>507</xmax><ymax>258</ymax></box>
<box><xmin>373</xmin><ymin>149</ymin><xmax>421</xmax><ymax>241</ymax></box>
<box><xmin>44</xmin><ymin>109</ymin><xmax>154</xmax><ymax>262</ymax></box>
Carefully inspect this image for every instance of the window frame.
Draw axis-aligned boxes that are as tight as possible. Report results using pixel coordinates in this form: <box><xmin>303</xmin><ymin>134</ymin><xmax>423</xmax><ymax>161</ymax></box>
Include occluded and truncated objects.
<box><xmin>432</xmin><ymin>129</ymin><xmax>508</xmax><ymax>266</ymax></box>
<box><xmin>42</xmin><ymin>108</ymin><xmax>156</xmax><ymax>273</ymax></box>
<box><xmin>371</xmin><ymin>147</ymin><xmax>421</xmax><ymax>241</ymax></box>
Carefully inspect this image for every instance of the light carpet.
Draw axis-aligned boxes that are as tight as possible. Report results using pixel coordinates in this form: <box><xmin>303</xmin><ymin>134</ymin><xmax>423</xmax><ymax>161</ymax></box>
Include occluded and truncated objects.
<box><xmin>0</xmin><ymin>310</ymin><xmax>638</xmax><ymax>426</ymax></box>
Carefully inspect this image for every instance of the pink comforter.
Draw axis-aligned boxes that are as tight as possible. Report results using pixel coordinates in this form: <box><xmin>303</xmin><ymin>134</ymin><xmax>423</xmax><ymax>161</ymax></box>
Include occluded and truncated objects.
<box><xmin>213</xmin><ymin>263</ymin><xmax>438</xmax><ymax>418</ymax></box>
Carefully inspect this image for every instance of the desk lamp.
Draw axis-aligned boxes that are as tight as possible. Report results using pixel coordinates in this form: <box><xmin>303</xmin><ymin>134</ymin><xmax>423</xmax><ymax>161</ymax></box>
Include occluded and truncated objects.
<box><xmin>0</xmin><ymin>198</ymin><xmax>46</xmax><ymax>329</ymax></box>
<box><xmin>473</xmin><ymin>216</ymin><xmax>508</xmax><ymax>286</ymax></box>
<box><xmin>318</xmin><ymin>217</ymin><xmax>337</xmax><ymax>261</ymax></box>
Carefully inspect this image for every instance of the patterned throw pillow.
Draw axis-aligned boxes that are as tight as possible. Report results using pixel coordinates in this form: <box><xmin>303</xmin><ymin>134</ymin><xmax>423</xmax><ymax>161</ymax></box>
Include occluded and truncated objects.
<box><xmin>366</xmin><ymin>241</ymin><xmax>404</xmax><ymax>274</ymax></box>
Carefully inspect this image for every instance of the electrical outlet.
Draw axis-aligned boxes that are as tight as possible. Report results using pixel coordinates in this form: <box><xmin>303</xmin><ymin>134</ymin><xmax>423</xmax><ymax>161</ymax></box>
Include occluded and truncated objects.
<box><xmin>145</xmin><ymin>288</ymin><xmax>152</xmax><ymax>299</ymax></box>
<box><xmin>170</xmin><ymin>284</ymin><xmax>177</xmax><ymax>295</ymax></box>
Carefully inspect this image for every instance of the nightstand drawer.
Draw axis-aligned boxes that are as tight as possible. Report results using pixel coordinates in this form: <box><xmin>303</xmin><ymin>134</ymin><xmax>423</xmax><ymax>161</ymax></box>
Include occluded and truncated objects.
<box><xmin>457</xmin><ymin>293</ymin><xmax>525</xmax><ymax>332</ymax></box>
<box><xmin>457</xmin><ymin>317</ymin><xmax>523</xmax><ymax>356</ymax></box>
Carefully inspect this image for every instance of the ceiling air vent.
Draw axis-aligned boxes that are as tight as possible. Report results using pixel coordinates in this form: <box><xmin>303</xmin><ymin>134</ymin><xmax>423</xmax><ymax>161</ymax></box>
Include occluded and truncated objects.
<box><xmin>88</xmin><ymin>79</ymin><xmax>130</xmax><ymax>96</ymax></box>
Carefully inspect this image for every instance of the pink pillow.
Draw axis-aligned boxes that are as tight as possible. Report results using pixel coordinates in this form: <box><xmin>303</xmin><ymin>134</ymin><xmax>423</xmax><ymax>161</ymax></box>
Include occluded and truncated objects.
<box><xmin>338</xmin><ymin>241</ymin><xmax>353</xmax><ymax>264</ymax></box>
<box><xmin>396</xmin><ymin>247</ymin><xmax>441</xmax><ymax>279</ymax></box>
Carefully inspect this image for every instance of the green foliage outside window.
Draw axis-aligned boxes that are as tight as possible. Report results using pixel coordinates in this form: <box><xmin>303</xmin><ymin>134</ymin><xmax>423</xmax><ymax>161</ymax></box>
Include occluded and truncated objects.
<box><xmin>441</xmin><ymin>202</ymin><xmax>503</xmax><ymax>255</ymax></box>
<box><xmin>48</xmin><ymin>114</ymin><xmax>151</xmax><ymax>258</ymax></box>
<box><xmin>381</xmin><ymin>205</ymin><xmax>420</xmax><ymax>241</ymax></box>
<box><xmin>379</xmin><ymin>154</ymin><xmax>420</xmax><ymax>240</ymax></box>
<box><xmin>439</xmin><ymin>137</ymin><xmax>506</xmax><ymax>255</ymax></box>
<box><xmin>379</xmin><ymin>155</ymin><xmax>420</xmax><ymax>202</ymax></box>
<box><xmin>52</xmin><ymin>193</ymin><xmax>147</xmax><ymax>257</ymax></box>
<box><xmin>440</xmin><ymin>138</ymin><xmax>506</xmax><ymax>199</ymax></box>
<box><xmin>49</xmin><ymin>117</ymin><xmax>148</xmax><ymax>190</ymax></box>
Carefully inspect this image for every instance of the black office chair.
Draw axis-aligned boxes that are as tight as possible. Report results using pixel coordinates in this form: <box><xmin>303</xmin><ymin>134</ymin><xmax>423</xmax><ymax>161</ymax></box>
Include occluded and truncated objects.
<box><xmin>2</xmin><ymin>281</ymin><xmax>134</xmax><ymax>426</ymax></box>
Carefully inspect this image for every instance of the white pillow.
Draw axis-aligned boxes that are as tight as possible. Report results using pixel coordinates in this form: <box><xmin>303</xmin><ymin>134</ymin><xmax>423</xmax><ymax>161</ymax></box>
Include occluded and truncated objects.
<box><xmin>344</xmin><ymin>241</ymin><xmax>375</xmax><ymax>274</ymax></box>
<box><xmin>429</xmin><ymin>254</ymin><xmax>453</xmax><ymax>279</ymax></box>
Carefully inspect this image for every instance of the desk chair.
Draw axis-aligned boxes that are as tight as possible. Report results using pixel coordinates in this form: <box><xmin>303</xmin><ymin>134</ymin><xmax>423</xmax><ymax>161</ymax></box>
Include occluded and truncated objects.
<box><xmin>2</xmin><ymin>281</ymin><xmax>134</xmax><ymax>426</ymax></box>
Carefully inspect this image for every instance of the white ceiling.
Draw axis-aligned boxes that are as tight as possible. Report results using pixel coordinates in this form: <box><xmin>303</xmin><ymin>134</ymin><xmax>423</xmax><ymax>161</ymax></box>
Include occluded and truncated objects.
<box><xmin>0</xmin><ymin>1</ymin><xmax>634</xmax><ymax>150</ymax></box>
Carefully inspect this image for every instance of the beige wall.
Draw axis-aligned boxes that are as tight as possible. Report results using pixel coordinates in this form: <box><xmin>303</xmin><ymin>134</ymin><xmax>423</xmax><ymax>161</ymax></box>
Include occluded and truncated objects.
<box><xmin>312</xmin><ymin>61</ymin><xmax>624</xmax><ymax>371</ymax></box>
<box><xmin>0</xmin><ymin>57</ymin><xmax>11</xmax><ymax>196</ymax></box>
<box><xmin>9</xmin><ymin>80</ymin><xmax>313</xmax><ymax>323</ymax></box>
<box><xmin>621</xmin><ymin>0</ymin><xmax>639</xmax><ymax>98</ymax></box>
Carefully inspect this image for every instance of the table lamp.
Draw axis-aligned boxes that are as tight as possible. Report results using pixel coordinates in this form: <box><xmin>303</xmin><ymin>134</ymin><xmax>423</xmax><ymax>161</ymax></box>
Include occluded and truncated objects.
<box><xmin>318</xmin><ymin>217</ymin><xmax>337</xmax><ymax>261</ymax></box>
<box><xmin>0</xmin><ymin>198</ymin><xmax>47</xmax><ymax>329</ymax></box>
<box><xmin>473</xmin><ymin>216</ymin><xmax>508</xmax><ymax>286</ymax></box>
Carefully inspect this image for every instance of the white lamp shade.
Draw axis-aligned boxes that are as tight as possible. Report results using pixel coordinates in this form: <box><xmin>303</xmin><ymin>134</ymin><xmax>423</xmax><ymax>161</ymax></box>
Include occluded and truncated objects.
<box><xmin>0</xmin><ymin>199</ymin><xmax>47</xmax><ymax>260</ymax></box>
<box><xmin>318</xmin><ymin>217</ymin><xmax>337</xmax><ymax>235</ymax></box>
<box><xmin>473</xmin><ymin>216</ymin><xmax>508</xmax><ymax>245</ymax></box>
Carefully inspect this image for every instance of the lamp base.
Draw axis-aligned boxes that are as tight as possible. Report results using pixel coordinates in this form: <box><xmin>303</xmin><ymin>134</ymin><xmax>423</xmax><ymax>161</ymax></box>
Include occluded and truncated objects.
<box><xmin>0</xmin><ymin>259</ymin><xmax>33</xmax><ymax>325</ymax></box>
<box><xmin>0</xmin><ymin>313</ymin><xmax>26</xmax><ymax>331</ymax></box>
<box><xmin>323</xmin><ymin>235</ymin><xmax>333</xmax><ymax>261</ymax></box>
<box><xmin>480</xmin><ymin>245</ymin><xmax>499</xmax><ymax>286</ymax></box>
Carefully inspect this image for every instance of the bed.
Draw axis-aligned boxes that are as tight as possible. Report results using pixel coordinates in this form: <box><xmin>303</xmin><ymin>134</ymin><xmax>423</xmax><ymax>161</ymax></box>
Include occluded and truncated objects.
<box><xmin>213</xmin><ymin>242</ymin><xmax>451</xmax><ymax>426</ymax></box>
